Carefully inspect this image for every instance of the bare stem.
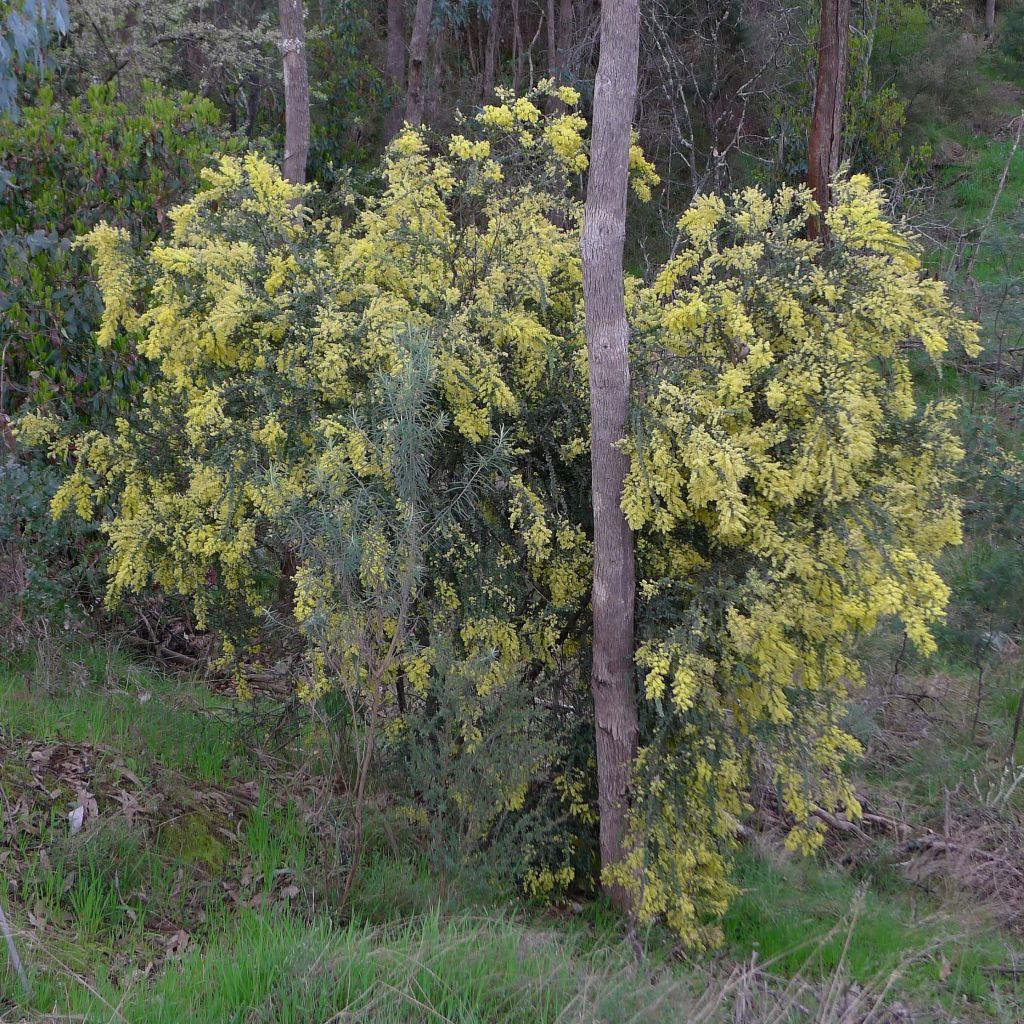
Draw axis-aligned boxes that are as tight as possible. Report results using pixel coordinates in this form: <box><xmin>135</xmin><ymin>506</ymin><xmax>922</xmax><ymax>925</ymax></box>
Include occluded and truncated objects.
<box><xmin>0</xmin><ymin>897</ymin><xmax>30</xmax><ymax>995</ymax></box>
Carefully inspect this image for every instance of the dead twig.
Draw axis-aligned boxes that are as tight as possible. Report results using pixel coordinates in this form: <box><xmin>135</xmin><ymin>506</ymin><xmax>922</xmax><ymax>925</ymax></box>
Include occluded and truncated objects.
<box><xmin>0</xmin><ymin>896</ymin><xmax>30</xmax><ymax>995</ymax></box>
<box><xmin>965</xmin><ymin>109</ymin><xmax>1024</xmax><ymax>280</ymax></box>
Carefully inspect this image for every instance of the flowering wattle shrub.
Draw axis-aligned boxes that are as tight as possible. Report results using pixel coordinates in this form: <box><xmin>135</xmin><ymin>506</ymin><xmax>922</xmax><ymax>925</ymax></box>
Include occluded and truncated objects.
<box><xmin>37</xmin><ymin>83</ymin><xmax>977</xmax><ymax>945</ymax></box>
<box><xmin>617</xmin><ymin>179</ymin><xmax>978</xmax><ymax>941</ymax></box>
<box><xmin>1</xmin><ymin>82</ymin><xmax>231</xmax><ymax>643</ymax></box>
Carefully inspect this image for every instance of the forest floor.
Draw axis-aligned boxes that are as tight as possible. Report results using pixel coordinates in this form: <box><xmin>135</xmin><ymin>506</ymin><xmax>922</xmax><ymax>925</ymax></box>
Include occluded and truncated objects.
<box><xmin>1</xmin><ymin>632</ymin><xmax>1024</xmax><ymax>1023</ymax></box>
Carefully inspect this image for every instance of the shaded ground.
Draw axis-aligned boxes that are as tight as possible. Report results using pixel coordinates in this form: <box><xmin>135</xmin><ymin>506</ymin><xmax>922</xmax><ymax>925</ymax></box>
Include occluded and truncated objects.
<box><xmin>1</xmin><ymin>641</ymin><xmax>1023</xmax><ymax>1022</ymax></box>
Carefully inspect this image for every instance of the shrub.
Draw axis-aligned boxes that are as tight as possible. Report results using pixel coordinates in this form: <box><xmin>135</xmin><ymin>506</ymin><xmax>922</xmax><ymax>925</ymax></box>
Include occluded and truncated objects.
<box><xmin>47</xmin><ymin>85</ymin><xmax>976</xmax><ymax>943</ymax></box>
<box><xmin>0</xmin><ymin>425</ymin><xmax>93</xmax><ymax>642</ymax></box>
<box><xmin>0</xmin><ymin>81</ymin><xmax>234</xmax><ymax>423</ymax></box>
<box><xmin>999</xmin><ymin>1</ymin><xmax>1024</xmax><ymax>65</ymax></box>
<box><xmin>0</xmin><ymin>81</ymin><xmax>233</xmax><ymax>641</ymax></box>
<box><xmin>619</xmin><ymin>179</ymin><xmax>976</xmax><ymax>942</ymax></box>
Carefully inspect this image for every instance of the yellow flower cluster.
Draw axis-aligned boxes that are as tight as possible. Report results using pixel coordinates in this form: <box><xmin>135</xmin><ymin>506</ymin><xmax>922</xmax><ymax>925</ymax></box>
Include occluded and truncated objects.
<box><xmin>12</xmin><ymin>409</ymin><xmax>60</xmax><ymax>447</ymax></box>
<box><xmin>628</xmin><ymin>132</ymin><xmax>661</xmax><ymax>201</ymax></box>
<box><xmin>77</xmin><ymin>224</ymin><xmax>137</xmax><ymax>347</ymax></box>
<box><xmin>614</xmin><ymin>176</ymin><xmax>975</xmax><ymax>925</ymax></box>
<box><xmin>59</xmin><ymin>96</ymin><xmax>973</xmax><ymax>946</ymax></box>
<box><xmin>449</xmin><ymin>135</ymin><xmax>491</xmax><ymax>161</ymax></box>
<box><xmin>544</xmin><ymin>114</ymin><xmax>589</xmax><ymax>172</ymax></box>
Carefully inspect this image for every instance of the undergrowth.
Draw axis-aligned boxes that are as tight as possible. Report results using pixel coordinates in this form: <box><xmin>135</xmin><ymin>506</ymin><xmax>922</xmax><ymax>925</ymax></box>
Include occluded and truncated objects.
<box><xmin>3</xmin><ymin>642</ymin><xmax>1024</xmax><ymax>1021</ymax></box>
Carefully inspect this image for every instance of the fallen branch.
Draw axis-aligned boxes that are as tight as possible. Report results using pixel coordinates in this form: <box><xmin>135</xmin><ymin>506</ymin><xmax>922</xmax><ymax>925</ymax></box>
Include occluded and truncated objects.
<box><xmin>812</xmin><ymin>807</ymin><xmax>872</xmax><ymax>839</ymax></box>
<box><xmin>980</xmin><ymin>963</ymin><xmax>1024</xmax><ymax>977</ymax></box>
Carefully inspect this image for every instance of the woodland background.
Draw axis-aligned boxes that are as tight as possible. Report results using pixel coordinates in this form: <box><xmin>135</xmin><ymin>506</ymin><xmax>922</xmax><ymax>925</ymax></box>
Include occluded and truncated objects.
<box><xmin>2</xmin><ymin>0</ymin><xmax>1024</xmax><ymax>1020</ymax></box>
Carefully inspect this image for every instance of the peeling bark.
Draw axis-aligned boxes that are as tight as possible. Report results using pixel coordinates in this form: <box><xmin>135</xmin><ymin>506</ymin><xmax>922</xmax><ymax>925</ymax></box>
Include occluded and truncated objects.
<box><xmin>807</xmin><ymin>0</ymin><xmax>850</xmax><ymax>240</ymax></box>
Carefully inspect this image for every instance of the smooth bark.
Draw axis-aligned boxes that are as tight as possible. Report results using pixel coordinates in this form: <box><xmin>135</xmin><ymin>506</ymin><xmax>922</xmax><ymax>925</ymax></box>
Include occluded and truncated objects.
<box><xmin>557</xmin><ymin>0</ymin><xmax>573</xmax><ymax>76</ymax></box>
<box><xmin>512</xmin><ymin>0</ymin><xmax>524</xmax><ymax>95</ymax></box>
<box><xmin>806</xmin><ymin>0</ymin><xmax>850</xmax><ymax>239</ymax></box>
<box><xmin>581</xmin><ymin>0</ymin><xmax>641</xmax><ymax>916</ymax></box>
<box><xmin>986</xmin><ymin>0</ymin><xmax>996</xmax><ymax>41</ymax></box>
<box><xmin>405</xmin><ymin>0</ymin><xmax>433</xmax><ymax>127</ymax></box>
<box><xmin>547</xmin><ymin>0</ymin><xmax>557</xmax><ymax>81</ymax></box>
<box><xmin>279</xmin><ymin>0</ymin><xmax>310</xmax><ymax>185</ymax></box>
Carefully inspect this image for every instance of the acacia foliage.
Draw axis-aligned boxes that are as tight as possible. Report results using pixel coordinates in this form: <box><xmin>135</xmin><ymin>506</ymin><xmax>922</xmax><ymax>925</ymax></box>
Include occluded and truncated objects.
<box><xmin>620</xmin><ymin>180</ymin><xmax>977</xmax><ymax>936</ymax></box>
<box><xmin>39</xmin><ymin>85</ymin><xmax>977</xmax><ymax>944</ymax></box>
<box><xmin>1</xmin><ymin>82</ymin><xmax>230</xmax><ymax>641</ymax></box>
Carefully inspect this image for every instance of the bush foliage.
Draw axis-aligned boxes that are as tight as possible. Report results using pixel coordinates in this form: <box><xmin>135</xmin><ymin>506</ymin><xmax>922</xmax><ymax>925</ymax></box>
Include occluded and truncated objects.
<box><xmin>38</xmin><ymin>86</ymin><xmax>977</xmax><ymax>943</ymax></box>
<box><xmin>0</xmin><ymin>82</ymin><xmax>232</xmax><ymax>422</ymax></box>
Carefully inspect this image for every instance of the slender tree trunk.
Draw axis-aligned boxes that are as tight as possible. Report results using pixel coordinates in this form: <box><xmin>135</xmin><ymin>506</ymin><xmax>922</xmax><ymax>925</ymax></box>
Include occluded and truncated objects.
<box><xmin>547</xmin><ymin>0</ymin><xmax>557</xmax><ymax>79</ymax></box>
<box><xmin>279</xmin><ymin>0</ymin><xmax>310</xmax><ymax>185</ymax></box>
<box><xmin>806</xmin><ymin>0</ymin><xmax>850</xmax><ymax>239</ymax></box>
<box><xmin>581</xmin><ymin>0</ymin><xmax>641</xmax><ymax>917</ymax></box>
<box><xmin>467</xmin><ymin>5</ymin><xmax>482</xmax><ymax>79</ymax></box>
<box><xmin>428</xmin><ymin>20</ymin><xmax>446</xmax><ymax>119</ymax></box>
<box><xmin>245</xmin><ymin>71</ymin><xmax>262</xmax><ymax>139</ymax></box>
<box><xmin>179</xmin><ymin>2</ymin><xmax>209</xmax><ymax>99</ymax></box>
<box><xmin>512</xmin><ymin>0</ymin><xmax>524</xmax><ymax>94</ymax></box>
<box><xmin>546</xmin><ymin>0</ymin><xmax>573</xmax><ymax>111</ymax></box>
<box><xmin>405</xmin><ymin>0</ymin><xmax>433</xmax><ymax>127</ymax></box>
<box><xmin>557</xmin><ymin>0</ymin><xmax>573</xmax><ymax>76</ymax></box>
<box><xmin>986</xmin><ymin>0</ymin><xmax>996</xmax><ymax>41</ymax></box>
<box><xmin>481</xmin><ymin>0</ymin><xmax>503</xmax><ymax>101</ymax></box>
<box><xmin>384</xmin><ymin>0</ymin><xmax>407</xmax><ymax>143</ymax></box>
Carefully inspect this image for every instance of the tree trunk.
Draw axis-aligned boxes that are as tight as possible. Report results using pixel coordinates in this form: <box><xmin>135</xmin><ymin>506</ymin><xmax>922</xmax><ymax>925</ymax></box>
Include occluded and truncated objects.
<box><xmin>546</xmin><ymin>0</ymin><xmax>573</xmax><ymax>111</ymax></box>
<box><xmin>581</xmin><ymin>0</ymin><xmax>641</xmax><ymax>917</ymax></box>
<box><xmin>512</xmin><ymin>0</ymin><xmax>524</xmax><ymax>94</ymax></box>
<box><xmin>405</xmin><ymin>0</ymin><xmax>433</xmax><ymax>127</ymax></box>
<box><xmin>481</xmin><ymin>0</ymin><xmax>503</xmax><ymax>101</ymax></box>
<box><xmin>428</xmin><ymin>19</ymin><xmax>446</xmax><ymax>120</ymax></box>
<box><xmin>384</xmin><ymin>0</ymin><xmax>407</xmax><ymax>143</ymax></box>
<box><xmin>279</xmin><ymin>0</ymin><xmax>310</xmax><ymax>185</ymax></box>
<box><xmin>806</xmin><ymin>0</ymin><xmax>850</xmax><ymax>240</ymax></box>
<box><xmin>986</xmin><ymin>0</ymin><xmax>996</xmax><ymax>41</ymax></box>
<box><xmin>467</xmin><ymin>5</ymin><xmax>482</xmax><ymax>80</ymax></box>
<box><xmin>245</xmin><ymin>70</ymin><xmax>263</xmax><ymax>139</ymax></box>
<box><xmin>547</xmin><ymin>0</ymin><xmax>557</xmax><ymax>80</ymax></box>
<box><xmin>557</xmin><ymin>0</ymin><xmax>573</xmax><ymax>77</ymax></box>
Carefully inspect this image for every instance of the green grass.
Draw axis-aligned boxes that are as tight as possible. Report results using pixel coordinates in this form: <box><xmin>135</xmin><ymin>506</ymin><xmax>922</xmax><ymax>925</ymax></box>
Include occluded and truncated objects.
<box><xmin>933</xmin><ymin>135</ymin><xmax>1024</xmax><ymax>285</ymax></box>
<box><xmin>4</xmin><ymin>641</ymin><xmax>1023</xmax><ymax>1021</ymax></box>
<box><xmin>9</xmin><ymin>907</ymin><xmax>689</xmax><ymax>1023</ymax></box>
<box><xmin>944</xmin><ymin>140</ymin><xmax>1024</xmax><ymax>223</ymax></box>
<box><xmin>0</xmin><ymin>643</ymin><xmax>242</xmax><ymax>782</ymax></box>
<box><xmin>1</xmin><ymin>644</ymin><xmax>258</xmax><ymax>992</ymax></box>
<box><xmin>726</xmin><ymin>846</ymin><xmax>1024</xmax><ymax>1017</ymax></box>
<box><xmin>10</xmin><ymin>883</ymin><xmax>1018</xmax><ymax>1022</ymax></box>
<box><xmin>244</xmin><ymin>785</ymin><xmax>311</xmax><ymax>892</ymax></box>
<box><xmin>20</xmin><ymin>815</ymin><xmax>214</xmax><ymax>942</ymax></box>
